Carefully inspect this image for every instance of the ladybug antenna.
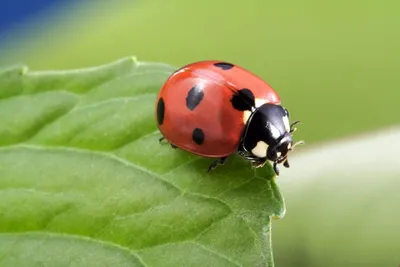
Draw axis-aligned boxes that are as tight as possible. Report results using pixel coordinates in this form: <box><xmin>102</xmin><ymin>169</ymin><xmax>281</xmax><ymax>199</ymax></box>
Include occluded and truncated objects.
<box><xmin>290</xmin><ymin>140</ymin><xmax>305</xmax><ymax>151</ymax></box>
<box><xmin>290</xmin><ymin>120</ymin><xmax>301</xmax><ymax>133</ymax></box>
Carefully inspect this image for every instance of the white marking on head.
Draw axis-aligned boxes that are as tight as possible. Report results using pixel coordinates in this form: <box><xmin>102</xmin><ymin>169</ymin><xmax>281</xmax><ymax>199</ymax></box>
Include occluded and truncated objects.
<box><xmin>282</xmin><ymin>115</ymin><xmax>290</xmax><ymax>132</ymax></box>
<box><xmin>243</xmin><ymin>98</ymin><xmax>269</xmax><ymax>124</ymax></box>
<box><xmin>255</xmin><ymin>98</ymin><xmax>267</xmax><ymax>108</ymax></box>
<box><xmin>251</xmin><ymin>141</ymin><xmax>269</xmax><ymax>158</ymax></box>
<box><xmin>276</xmin><ymin>152</ymin><xmax>282</xmax><ymax>158</ymax></box>
<box><xmin>269</xmin><ymin>123</ymin><xmax>281</xmax><ymax>139</ymax></box>
<box><xmin>243</xmin><ymin>110</ymin><xmax>252</xmax><ymax>124</ymax></box>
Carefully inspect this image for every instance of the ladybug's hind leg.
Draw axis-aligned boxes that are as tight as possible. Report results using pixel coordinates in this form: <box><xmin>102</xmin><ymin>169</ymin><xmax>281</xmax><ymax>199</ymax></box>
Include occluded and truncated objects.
<box><xmin>158</xmin><ymin>136</ymin><xmax>177</xmax><ymax>149</ymax></box>
<box><xmin>207</xmin><ymin>157</ymin><xmax>228</xmax><ymax>174</ymax></box>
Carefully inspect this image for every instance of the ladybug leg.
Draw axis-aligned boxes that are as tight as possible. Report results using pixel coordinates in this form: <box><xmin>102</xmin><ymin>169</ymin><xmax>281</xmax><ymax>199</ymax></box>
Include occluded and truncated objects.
<box><xmin>238</xmin><ymin>150</ymin><xmax>265</xmax><ymax>168</ymax></box>
<box><xmin>251</xmin><ymin>158</ymin><xmax>267</xmax><ymax>168</ymax></box>
<box><xmin>207</xmin><ymin>157</ymin><xmax>228</xmax><ymax>173</ymax></box>
<box><xmin>273</xmin><ymin>162</ymin><xmax>280</xmax><ymax>176</ymax></box>
<box><xmin>238</xmin><ymin>150</ymin><xmax>257</xmax><ymax>160</ymax></box>
<box><xmin>283</xmin><ymin>159</ymin><xmax>290</xmax><ymax>168</ymax></box>
<box><xmin>159</xmin><ymin>136</ymin><xmax>177</xmax><ymax>149</ymax></box>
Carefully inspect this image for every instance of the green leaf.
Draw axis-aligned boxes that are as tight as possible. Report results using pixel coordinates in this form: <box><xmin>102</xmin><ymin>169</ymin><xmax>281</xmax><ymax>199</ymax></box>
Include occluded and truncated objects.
<box><xmin>0</xmin><ymin>57</ymin><xmax>285</xmax><ymax>267</ymax></box>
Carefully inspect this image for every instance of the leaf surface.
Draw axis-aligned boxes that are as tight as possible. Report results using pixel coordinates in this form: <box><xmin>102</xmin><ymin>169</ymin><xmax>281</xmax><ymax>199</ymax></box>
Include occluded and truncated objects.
<box><xmin>0</xmin><ymin>58</ymin><xmax>285</xmax><ymax>267</ymax></box>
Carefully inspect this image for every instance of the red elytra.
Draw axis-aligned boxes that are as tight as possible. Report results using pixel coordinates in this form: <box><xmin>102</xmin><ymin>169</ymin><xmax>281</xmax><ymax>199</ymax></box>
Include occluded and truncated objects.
<box><xmin>155</xmin><ymin>60</ymin><xmax>281</xmax><ymax>158</ymax></box>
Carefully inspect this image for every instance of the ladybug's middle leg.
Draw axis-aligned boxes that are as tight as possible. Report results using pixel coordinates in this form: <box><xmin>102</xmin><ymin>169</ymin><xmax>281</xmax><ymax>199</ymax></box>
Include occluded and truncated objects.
<box><xmin>207</xmin><ymin>157</ymin><xmax>228</xmax><ymax>173</ymax></box>
<box><xmin>159</xmin><ymin>136</ymin><xmax>177</xmax><ymax>149</ymax></box>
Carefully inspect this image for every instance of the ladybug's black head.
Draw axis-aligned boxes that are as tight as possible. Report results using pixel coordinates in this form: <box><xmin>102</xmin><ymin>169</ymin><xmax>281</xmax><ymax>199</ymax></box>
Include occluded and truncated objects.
<box><xmin>241</xmin><ymin>103</ymin><xmax>303</xmax><ymax>175</ymax></box>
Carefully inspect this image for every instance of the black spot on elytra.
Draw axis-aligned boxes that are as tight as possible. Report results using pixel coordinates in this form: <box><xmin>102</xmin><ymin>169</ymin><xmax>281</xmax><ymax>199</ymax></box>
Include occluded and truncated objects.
<box><xmin>192</xmin><ymin>128</ymin><xmax>205</xmax><ymax>145</ymax></box>
<box><xmin>186</xmin><ymin>85</ymin><xmax>204</xmax><ymax>110</ymax></box>
<box><xmin>231</xmin><ymin>88</ymin><xmax>255</xmax><ymax>111</ymax></box>
<box><xmin>157</xmin><ymin>98</ymin><xmax>165</xmax><ymax>125</ymax></box>
<box><xmin>213</xmin><ymin>62</ymin><xmax>234</xmax><ymax>70</ymax></box>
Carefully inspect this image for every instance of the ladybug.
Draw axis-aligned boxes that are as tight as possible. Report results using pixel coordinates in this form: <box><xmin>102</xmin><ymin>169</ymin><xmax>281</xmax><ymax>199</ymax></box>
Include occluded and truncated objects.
<box><xmin>155</xmin><ymin>61</ymin><xmax>303</xmax><ymax>175</ymax></box>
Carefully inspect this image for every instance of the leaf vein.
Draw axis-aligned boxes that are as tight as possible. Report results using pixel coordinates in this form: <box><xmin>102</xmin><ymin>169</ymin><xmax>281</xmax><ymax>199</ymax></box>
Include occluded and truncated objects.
<box><xmin>190</xmin><ymin>241</ymin><xmax>244</xmax><ymax>267</ymax></box>
<box><xmin>74</xmin><ymin>93</ymin><xmax>156</xmax><ymax>111</ymax></box>
<box><xmin>0</xmin><ymin>231</ymin><xmax>147</xmax><ymax>266</ymax></box>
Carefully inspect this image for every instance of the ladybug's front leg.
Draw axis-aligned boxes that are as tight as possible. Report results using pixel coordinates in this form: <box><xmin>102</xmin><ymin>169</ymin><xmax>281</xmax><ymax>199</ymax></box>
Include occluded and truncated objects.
<box><xmin>207</xmin><ymin>157</ymin><xmax>228</xmax><ymax>173</ymax></box>
<box><xmin>238</xmin><ymin>150</ymin><xmax>266</xmax><ymax>167</ymax></box>
<box><xmin>251</xmin><ymin>158</ymin><xmax>267</xmax><ymax>168</ymax></box>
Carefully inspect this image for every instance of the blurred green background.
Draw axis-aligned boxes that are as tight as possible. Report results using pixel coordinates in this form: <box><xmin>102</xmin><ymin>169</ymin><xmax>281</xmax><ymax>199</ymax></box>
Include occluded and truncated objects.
<box><xmin>1</xmin><ymin>0</ymin><xmax>399</xmax><ymax>266</ymax></box>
